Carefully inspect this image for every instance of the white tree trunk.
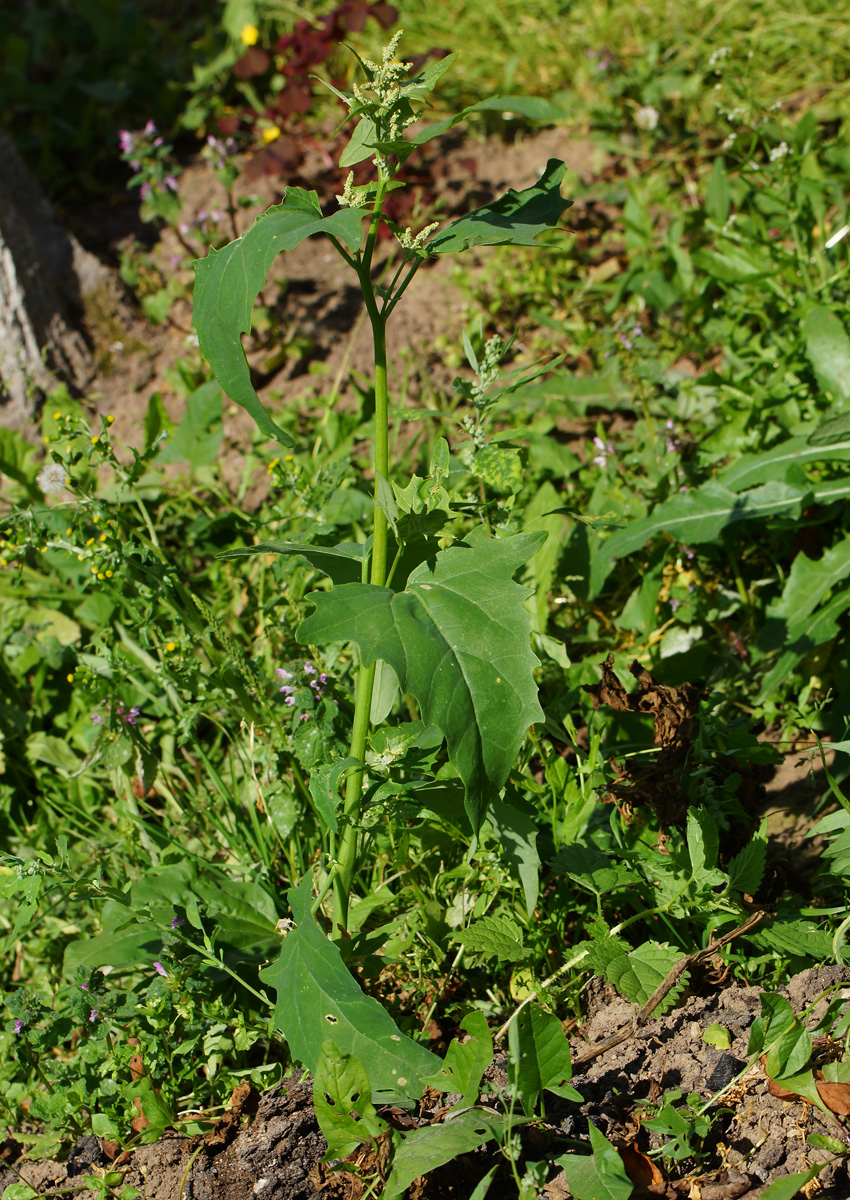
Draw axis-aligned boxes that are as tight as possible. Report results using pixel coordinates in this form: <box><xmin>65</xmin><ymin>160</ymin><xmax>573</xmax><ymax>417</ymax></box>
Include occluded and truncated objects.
<box><xmin>0</xmin><ymin>130</ymin><xmax>105</xmax><ymax>429</ymax></box>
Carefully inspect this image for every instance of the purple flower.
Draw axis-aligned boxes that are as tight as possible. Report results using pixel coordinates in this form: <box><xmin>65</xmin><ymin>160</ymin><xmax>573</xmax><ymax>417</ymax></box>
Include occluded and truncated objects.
<box><xmin>284</xmin><ymin>696</ymin><xmax>295</xmax><ymax>707</ymax></box>
<box><xmin>178</xmin><ymin>222</ymin><xmax>190</xmax><ymax>236</ymax></box>
<box><xmin>144</xmin><ymin>120</ymin><xmax>157</xmax><ymax>135</ymax></box>
<box><xmin>140</xmin><ymin>182</ymin><xmax>151</xmax><ymax>200</ymax></box>
<box><xmin>279</xmin><ymin>685</ymin><xmax>295</xmax><ymax>696</ymax></box>
<box><xmin>91</xmin><ymin>713</ymin><xmax>103</xmax><ymax>725</ymax></box>
<box><xmin>670</xmin><ymin>598</ymin><xmax>681</xmax><ymax>612</ymax></box>
<box><xmin>304</xmin><ymin>662</ymin><xmax>316</xmax><ymax>676</ymax></box>
<box><xmin>310</xmin><ymin>679</ymin><xmax>321</xmax><ymax>689</ymax></box>
<box><xmin>14</xmin><ymin>1020</ymin><xmax>22</xmax><ymax>1034</ymax></box>
<box><xmin>81</xmin><ymin>983</ymin><xmax>89</xmax><ymax>991</ymax></box>
<box><xmin>620</xmin><ymin>333</ymin><xmax>633</xmax><ymax>349</ymax></box>
<box><xmin>318</xmin><ymin>673</ymin><xmax>328</xmax><ymax>685</ymax></box>
<box><xmin>119</xmin><ymin>130</ymin><xmax>134</xmax><ymax>154</ymax></box>
<box><xmin>129</xmin><ymin>159</ymin><xmax>140</xmax><ymax>172</ymax></box>
<box><xmin>153</xmin><ymin>962</ymin><xmax>167</xmax><ymax>977</ymax></box>
<box><xmin>300</xmin><ymin>713</ymin><xmax>310</xmax><ymax>722</ymax></box>
<box><xmin>164</xmin><ymin>175</ymin><xmax>179</xmax><ymax>193</ymax></box>
<box><xmin>89</xmin><ymin>1010</ymin><xmax>98</xmax><ymax>1022</ymax></box>
<box><xmin>124</xmin><ymin>706</ymin><xmax>141</xmax><ymax>725</ymax></box>
<box><xmin>170</xmin><ymin>916</ymin><xmax>183</xmax><ymax>929</ymax></box>
<box><xmin>592</xmin><ymin>436</ymin><xmax>614</xmax><ymax>468</ymax></box>
<box><xmin>276</xmin><ymin>668</ymin><xmax>293</xmax><ymax>680</ymax></box>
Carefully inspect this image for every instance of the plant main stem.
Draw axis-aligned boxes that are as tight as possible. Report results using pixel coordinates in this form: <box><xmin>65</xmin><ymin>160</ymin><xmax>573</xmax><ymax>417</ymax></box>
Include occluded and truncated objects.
<box><xmin>333</xmin><ymin>183</ymin><xmax>391</xmax><ymax>936</ymax></box>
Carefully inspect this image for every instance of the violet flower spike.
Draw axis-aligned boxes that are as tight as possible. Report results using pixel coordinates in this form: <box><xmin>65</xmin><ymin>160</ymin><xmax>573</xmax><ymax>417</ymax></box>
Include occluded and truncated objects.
<box><xmin>153</xmin><ymin>962</ymin><xmax>167</xmax><ymax>977</ymax></box>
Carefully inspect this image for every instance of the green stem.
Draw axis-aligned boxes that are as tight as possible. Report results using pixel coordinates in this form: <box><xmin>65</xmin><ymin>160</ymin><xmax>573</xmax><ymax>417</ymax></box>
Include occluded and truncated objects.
<box><xmin>333</xmin><ymin>183</ymin><xmax>392</xmax><ymax>937</ymax></box>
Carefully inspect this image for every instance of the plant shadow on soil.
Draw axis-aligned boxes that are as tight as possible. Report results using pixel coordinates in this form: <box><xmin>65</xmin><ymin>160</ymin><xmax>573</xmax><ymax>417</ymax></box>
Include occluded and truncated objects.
<box><xmin>2</xmin><ymin>967</ymin><xmax>848</xmax><ymax>1200</ymax></box>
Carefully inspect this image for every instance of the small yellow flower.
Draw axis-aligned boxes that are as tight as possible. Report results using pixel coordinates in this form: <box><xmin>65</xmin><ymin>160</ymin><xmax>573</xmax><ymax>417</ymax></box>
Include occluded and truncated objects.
<box><xmin>65</xmin><ymin>528</ymin><xmax>72</xmax><ymax>535</ymax></box>
<box><xmin>77</xmin><ymin>554</ymin><xmax>84</xmax><ymax>561</ymax></box>
<box><xmin>100</xmin><ymin>533</ymin><xmax>107</xmax><ymax>542</ymax></box>
<box><xmin>284</xmin><ymin>454</ymin><xmax>294</xmax><ymax>461</ymax></box>
<box><xmin>165</xmin><ymin>641</ymin><xmax>177</xmax><ymax>653</ymax></box>
<box><xmin>43</xmin><ymin>436</ymin><xmax>50</xmax><ymax>444</ymax></box>
<box><xmin>53</xmin><ymin>413</ymin><xmax>61</xmax><ymax>420</ymax></box>
<box><xmin>0</xmin><ymin>558</ymin><xmax>7</xmax><ymax>568</ymax></box>
<box><xmin>241</xmin><ymin>22</ymin><xmax>259</xmax><ymax>45</ymax></box>
<box><xmin>105</xmin><ymin>570</ymin><xmax>113</xmax><ymax>578</ymax></box>
<box><xmin>93</xmin><ymin>515</ymin><xmax>99</xmax><ymax>523</ymax></box>
<box><xmin>86</xmin><ymin>538</ymin><xmax>95</xmax><ymax>546</ymax></box>
<box><xmin>262</xmin><ymin>126</ymin><xmax>281</xmax><ymax>144</ymax></box>
<box><xmin>91</xmin><ymin>566</ymin><xmax>98</xmax><ymax>574</ymax></box>
<box><xmin>66</xmin><ymin>673</ymin><xmax>75</xmax><ymax>683</ymax></box>
<box><xmin>97</xmin><ymin>572</ymin><xmax>105</xmax><ymax>580</ymax></box>
<box><xmin>91</xmin><ymin>436</ymin><xmax>99</xmax><ymax>445</ymax></box>
<box><xmin>65</xmin><ymin>477</ymin><xmax>72</xmax><ymax>487</ymax></box>
<box><xmin>107</xmin><ymin>414</ymin><xmax>115</xmax><ymax>424</ymax></box>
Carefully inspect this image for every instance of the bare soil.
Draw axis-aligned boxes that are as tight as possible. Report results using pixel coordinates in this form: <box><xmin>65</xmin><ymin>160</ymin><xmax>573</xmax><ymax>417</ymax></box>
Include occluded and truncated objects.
<box><xmin>2</xmin><ymin>967</ymin><xmax>847</xmax><ymax>1199</ymax></box>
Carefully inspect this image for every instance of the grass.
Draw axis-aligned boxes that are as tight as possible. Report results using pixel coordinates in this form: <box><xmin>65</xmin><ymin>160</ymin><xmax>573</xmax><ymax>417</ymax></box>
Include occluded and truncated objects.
<box><xmin>1</xmin><ymin>0</ymin><xmax>850</xmax><ymax>1193</ymax></box>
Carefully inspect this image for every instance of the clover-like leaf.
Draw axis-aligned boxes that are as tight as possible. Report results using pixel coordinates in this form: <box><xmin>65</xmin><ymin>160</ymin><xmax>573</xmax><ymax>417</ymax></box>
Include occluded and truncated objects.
<box><xmin>297</xmin><ymin>529</ymin><xmax>546</xmax><ymax>828</ymax></box>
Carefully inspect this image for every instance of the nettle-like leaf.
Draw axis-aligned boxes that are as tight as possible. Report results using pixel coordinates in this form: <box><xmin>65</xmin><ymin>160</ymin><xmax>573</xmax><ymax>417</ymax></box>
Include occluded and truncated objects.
<box><xmin>429</xmin><ymin>160</ymin><xmax>571</xmax><ymax>255</ymax></box>
<box><xmin>454</xmin><ymin>914</ymin><xmax>529</xmax><ymax>962</ymax></box>
<box><xmin>259</xmin><ymin>877</ymin><xmax>439</xmax><ymax>1103</ymax></box>
<box><xmin>586</xmin><ymin>937</ymin><xmax>686</xmax><ymax>1013</ymax></box>
<box><xmin>192</xmin><ymin>189</ymin><xmax>365</xmax><ymax>447</ymax></box>
<box><xmin>298</xmin><ymin>529</ymin><xmax>546</xmax><ymax>828</ymax></box>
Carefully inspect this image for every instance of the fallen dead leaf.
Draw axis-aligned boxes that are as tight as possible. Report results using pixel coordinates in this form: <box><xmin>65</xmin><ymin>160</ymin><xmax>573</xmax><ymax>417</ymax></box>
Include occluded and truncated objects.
<box><xmin>815</xmin><ymin>1078</ymin><xmax>850</xmax><ymax>1116</ymax></box>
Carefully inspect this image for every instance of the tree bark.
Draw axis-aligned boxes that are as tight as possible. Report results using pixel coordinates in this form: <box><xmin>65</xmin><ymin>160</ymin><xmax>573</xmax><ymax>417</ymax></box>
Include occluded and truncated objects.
<box><xmin>0</xmin><ymin>130</ymin><xmax>105</xmax><ymax>429</ymax></box>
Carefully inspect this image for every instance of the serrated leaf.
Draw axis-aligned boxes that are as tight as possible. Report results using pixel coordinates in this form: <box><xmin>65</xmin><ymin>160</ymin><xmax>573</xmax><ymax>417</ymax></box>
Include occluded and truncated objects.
<box><xmin>488</xmin><ymin>792</ymin><xmax>541</xmax><ymax>915</ymax></box>
<box><xmin>383</xmin><ymin>1110</ymin><xmax>524</xmax><ymax>1200</ymax></box>
<box><xmin>727</xmin><ymin>833</ymin><xmax>767</xmax><ymax>894</ymax></box>
<box><xmin>193</xmin><ymin>191</ymin><xmax>365</xmax><ymax>446</ymax></box>
<box><xmin>297</xmin><ymin>530</ymin><xmax>546</xmax><ymax>828</ymax></box>
<box><xmin>756</xmin><ymin>587</ymin><xmax>850</xmax><ymax>702</ymax></box>
<box><xmin>587</xmin><ymin>938</ymin><xmax>685</xmax><ymax>1012</ymax></box>
<box><xmin>218</xmin><ymin>540</ymin><xmax>366</xmax><ymax>586</ymax></box>
<box><xmin>421</xmin><ymin>1011</ymin><xmax>493</xmax><ymax>1109</ymax></box>
<box><xmin>429</xmin><ymin>160</ymin><xmax>571</xmax><ymax>255</ymax></box>
<box><xmin>555</xmin><ymin>1122</ymin><xmax>634</xmax><ymax>1200</ymax></box>
<box><xmin>750</xmin><ymin>917</ymin><xmax>833</xmax><ymax>961</ymax></box>
<box><xmin>313</xmin><ymin>1042</ymin><xmax>388</xmax><ymax>1159</ymax></box>
<box><xmin>803</xmin><ymin>305</ymin><xmax>850</xmax><ymax>402</ymax></box>
<box><xmin>549</xmin><ymin>843</ymin><xmax>633</xmax><ymax>896</ymax></box>
<box><xmin>590</xmin><ymin>481</ymin><xmax>806</xmax><ymax>595</ymax></box>
<box><xmin>455</xmin><ymin>914</ymin><xmax>529</xmax><ymax>962</ymax></box>
<box><xmin>507</xmin><ymin>1003</ymin><xmax>581</xmax><ymax>1116</ymax></box>
<box><xmin>258</xmin><ymin>877</ymin><xmax>439</xmax><ymax>1103</ymax></box>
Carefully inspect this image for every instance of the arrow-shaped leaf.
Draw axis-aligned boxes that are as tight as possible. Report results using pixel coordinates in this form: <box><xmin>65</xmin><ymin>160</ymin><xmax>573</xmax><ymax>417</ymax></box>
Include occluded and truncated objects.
<box><xmin>429</xmin><ymin>160</ymin><xmax>572</xmax><ymax>255</ymax></box>
<box><xmin>297</xmin><ymin>529</ymin><xmax>546</xmax><ymax>827</ymax></box>
<box><xmin>193</xmin><ymin>189</ymin><xmax>365</xmax><ymax>447</ymax></box>
<box><xmin>259</xmin><ymin>877</ymin><xmax>438</xmax><ymax>1103</ymax></box>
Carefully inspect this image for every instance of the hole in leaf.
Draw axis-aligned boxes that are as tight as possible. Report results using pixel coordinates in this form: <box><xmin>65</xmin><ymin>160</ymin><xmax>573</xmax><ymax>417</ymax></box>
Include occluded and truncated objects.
<box><xmin>325</xmin><ymin>1014</ymin><xmax>338</xmax><ymax>1024</ymax></box>
<box><xmin>324</xmin><ymin>1093</ymin><xmax>335</xmax><ymax>1106</ymax></box>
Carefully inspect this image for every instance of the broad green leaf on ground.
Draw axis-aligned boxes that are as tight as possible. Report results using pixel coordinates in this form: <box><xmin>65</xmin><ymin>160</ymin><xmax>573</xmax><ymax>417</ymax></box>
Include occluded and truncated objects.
<box><xmin>507</xmin><ymin>1002</ymin><xmax>581</xmax><ymax>1115</ymax></box>
<box><xmin>454</xmin><ymin>914</ymin><xmax>529</xmax><ymax>962</ymax></box>
<box><xmin>759</xmin><ymin>1165</ymin><xmax>827</xmax><ymax>1200</ymax></box>
<box><xmin>758</xmin><ymin>540</ymin><xmax>850</xmax><ymax>651</ymax></box>
<box><xmin>312</xmin><ymin>1043</ymin><xmax>388</xmax><ymax>1159</ymax></box>
<box><xmin>803</xmin><ymin>305</ymin><xmax>850</xmax><ymax>402</ymax></box>
<box><xmin>589</xmin><ymin>481</ymin><xmax>807</xmax><ymax>595</ymax></box>
<box><xmin>297</xmin><ymin>529</ymin><xmax>546</xmax><ymax>828</ymax></box>
<box><xmin>586</xmin><ymin>937</ymin><xmax>685</xmax><ymax>1012</ymax></box>
<box><xmin>218</xmin><ymin>541</ymin><xmax>366</xmax><ymax>586</ymax></box>
<box><xmin>64</xmin><ymin>908</ymin><xmax>162</xmax><ymax>977</ymax></box>
<box><xmin>692</xmin><ymin>240</ymin><xmax>773</xmax><ymax>282</ymax></box>
<box><xmin>428</xmin><ymin>161</ymin><xmax>572</xmax><ymax>255</ymax></box>
<box><xmin>421</xmin><ymin>1011</ymin><xmax>493</xmax><ymax>1109</ymax></box>
<box><xmin>488</xmin><ymin>791</ymin><xmax>541</xmax><ymax>915</ymax></box>
<box><xmin>717</xmin><ymin>432</ymin><xmax>850</xmax><ymax>491</ymax></box>
<box><xmin>259</xmin><ymin>877</ymin><xmax>439</xmax><ymax>1103</ymax></box>
<box><xmin>383</xmin><ymin>1110</ymin><xmax>525</xmax><ymax>1200</ymax></box>
<box><xmin>193</xmin><ymin>190</ymin><xmax>365</xmax><ymax>447</ymax></box>
<box><xmin>555</xmin><ymin>1122</ymin><xmax>634</xmax><ymax>1200</ymax></box>
<box><xmin>155</xmin><ymin>380</ymin><xmax>222</xmax><ymax>470</ymax></box>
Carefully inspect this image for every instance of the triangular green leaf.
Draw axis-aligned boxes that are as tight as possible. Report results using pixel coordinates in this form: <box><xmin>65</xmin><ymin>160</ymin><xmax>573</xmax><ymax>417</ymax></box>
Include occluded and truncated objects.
<box><xmin>258</xmin><ymin>877</ymin><xmax>439</xmax><ymax>1103</ymax></box>
<box><xmin>297</xmin><ymin>530</ymin><xmax>546</xmax><ymax>827</ymax></box>
<box><xmin>421</xmin><ymin>1011</ymin><xmax>493</xmax><ymax>1109</ymax></box>
<box><xmin>193</xmin><ymin>190</ymin><xmax>365</xmax><ymax>447</ymax></box>
<box><xmin>429</xmin><ymin>160</ymin><xmax>571</xmax><ymax>255</ymax></box>
<box><xmin>556</xmin><ymin>1122</ymin><xmax>634</xmax><ymax>1200</ymax></box>
<box><xmin>313</xmin><ymin>1042</ymin><xmax>388</xmax><ymax>1159</ymax></box>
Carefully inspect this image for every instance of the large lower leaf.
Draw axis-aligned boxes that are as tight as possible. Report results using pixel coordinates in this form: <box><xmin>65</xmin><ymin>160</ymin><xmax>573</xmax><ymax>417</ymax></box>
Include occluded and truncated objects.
<box><xmin>429</xmin><ymin>160</ymin><xmax>572</xmax><ymax>255</ymax></box>
<box><xmin>383</xmin><ymin>1110</ymin><xmax>525</xmax><ymax>1200</ymax></box>
<box><xmin>803</xmin><ymin>305</ymin><xmax>850</xmax><ymax>403</ymax></box>
<box><xmin>298</xmin><ymin>529</ymin><xmax>546</xmax><ymax>827</ymax></box>
<box><xmin>193</xmin><ymin>189</ymin><xmax>364</xmax><ymax>447</ymax></box>
<box><xmin>259</xmin><ymin>877</ymin><xmax>438</xmax><ymax>1104</ymax></box>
